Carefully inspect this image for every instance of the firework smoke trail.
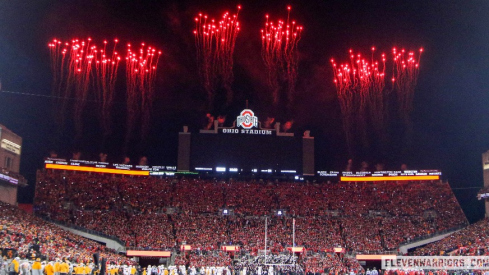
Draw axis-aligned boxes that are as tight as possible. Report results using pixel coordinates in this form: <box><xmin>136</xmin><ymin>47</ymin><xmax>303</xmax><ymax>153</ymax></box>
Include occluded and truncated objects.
<box><xmin>70</xmin><ymin>39</ymin><xmax>96</xmax><ymax>140</ymax></box>
<box><xmin>125</xmin><ymin>43</ymin><xmax>161</xmax><ymax>149</ymax></box>
<box><xmin>49</xmin><ymin>38</ymin><xmax>161</xmax><ymax>148</ymax></box>
<box><xmin>194</xmin><ymin>14</ymin><xmax>213</xmax><ymax>103</ymax></box>
<box><xmin>49</xmin><ymin>38</ymin><xmax>97</xmax><ymax>139</ymax></box>
<box><xmin>368</xmin><ymin>48</ymin><xmax>387</xmax><ymax>147</ymax></box>
<box><xmin>392</xmin><ymin>47</ymin><xmax>422</xmax><ymax>128</ymax></box>
<box><xmin>367</xmin><ymin>48</ymin><xmax>386</xmax><ymax>128</ymax></box>
<box><xmin>125</xmin><ymin>44</ymin><xmax>138</xmax><ymax>150</ymax></box>
<box><xmin>95</xmin><ymin>39</ymin><xmax>121</xmax><ymax>140</ymax></box>
<box><xmin>261</xmin><ymin>6</ymin><xmax>302</xmax><ymax>105</ymax></box>
<box><xmin>48</xmin><ymin>39</ymin><xmax>63</xmax><ymax>98</ymax></box>
<box><xmin>194</xmin><ymin>6</ymin><xmax>241</xmax><ymax>108</ymax></box>
<box><xmin>331</xmin><ymin>48</ymin><xmax>386</xmax><ymax>156</ymax></box>
<box><xmin>350</xmin><ymin>49</ymin><xmax>387</xmax><ymax>148</ymax></box>
<box><xmin>331</xmin><ymin>59</ymin><xmax>356</xmax><ymax>156</ymax></box>
<box><xmin>48</xmin><ymin>39</ymin><xmax>70</xmax><ymax>129</ymax></box>
<box><xmin>213</xmin><ymin>8</ymin><xmax>240</xmax><ymax>103</ymax></box>
<box><xmin>349</xmin><ymin>50</ymin><xmax>370</xmax><ymax>148</ymax></box>
<box><xmin>48</xmin><ymin>39</ymin><xmax>63</xmax><ymax>121</ymax></box>
<box><xmin>332</xmin><ymin>47</ymin><xmax>421</xmax><ymax>155</ymax></box>
<box><xmin>140</xmin><ymin>44</ymin><xmax>161</xmax><ymax>141</ymax></box>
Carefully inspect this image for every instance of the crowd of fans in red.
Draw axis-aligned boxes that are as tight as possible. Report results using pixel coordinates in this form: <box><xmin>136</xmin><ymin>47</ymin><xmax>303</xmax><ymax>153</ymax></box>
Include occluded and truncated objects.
<box><xmin>413</xmin><ymin>218</ymin><xmax>489</xmax><ymax>256</ymax></box>
<box><xmin>0</xmin><ymin>201</ymin><xmax>134</xmax><ymax>264</ymax></box>
<box><xmin>301</xmin><ymin>254</ymin><xmax>344</xmax><ymax>274</ymax></box>
<box><xmin>32</xmin><ymin>170</ymin><xmax>469</xmax><ymax>271</ymax></box>
<box><xmin>35</xmin><ymin>170</ymin><xmax>467</xmax><ymax>253</ymax></box>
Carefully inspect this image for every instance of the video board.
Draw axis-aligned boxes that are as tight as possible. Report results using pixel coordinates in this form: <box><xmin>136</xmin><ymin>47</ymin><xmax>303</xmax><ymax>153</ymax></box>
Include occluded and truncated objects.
<box><xmin>44</xmin><ymin>158</ymin><xmax>176</xmax><ymax>176</ymax></box>
<box><xmin>317</xmin><ymin>170</ymin><xmax>442</xmax><ymax>181</ymax></box>
<box><xmin>190</xmin><ymin>134</ymin><xmax>302</xmax><ymax>174</ymax></box>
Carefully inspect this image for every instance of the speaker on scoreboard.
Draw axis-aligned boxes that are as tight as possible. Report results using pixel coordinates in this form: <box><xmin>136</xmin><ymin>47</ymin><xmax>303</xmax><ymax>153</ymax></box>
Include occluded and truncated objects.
<box><xmin>178</xmin><ymin>127</ymin><xmax>191</xmax><ymax>172</ymax></box>
<box><xmin>302</xmin><ymin>132</ymin><xmax>315</xmax><ymax>176</ymax></box>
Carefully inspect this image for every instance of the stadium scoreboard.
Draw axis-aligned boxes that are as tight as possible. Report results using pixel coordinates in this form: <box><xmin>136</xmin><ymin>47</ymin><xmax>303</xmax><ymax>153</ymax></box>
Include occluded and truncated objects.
<box><xmin>178</xmin><ymin>108</ymin><xmax>315</xmax><ymax>176</ymax></box>
<box><xmin>44</xmin><ymin>159</ymin><xmax>442</xmax><ymax>181</ymax></box>
<box><xmin>42</xmin><ymin>106</ymin><xmax>442</xmax><ymax>181</ymax></box>
<box><xmin>44</xmin><ymin>158</ymin><xmax>176</xmax><ymax>176</ymax></box>
<box><xmin>190</xmin><ymin>133</ymin><xmax>302</xmax><ymax>174</ymax></box>
<box><xmin>318</xmin><ymin>170</ymin><xmax>442</xmax><ymax>181</ymax></box>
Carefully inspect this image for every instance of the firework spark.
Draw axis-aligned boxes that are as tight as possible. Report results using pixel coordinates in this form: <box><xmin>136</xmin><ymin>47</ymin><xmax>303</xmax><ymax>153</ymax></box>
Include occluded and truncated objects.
<box><xmin>194</xmin><ymin>6</ymin><xmax>241</xmax><ymax>108</ymax></box>
<box><xmin>392</xmin><ymin>47</ymin><xmax>423</xmax><ymax>124</ymax></box>
<box><xmin>95</xmin><ymin>39</ymin><xmax>121</xmax><ymax>139</ymax></box>
<box><xmin>125</xmin><ymin>42</ymin><xmax>162</xmax><ymax>147</ymax></box>
<box><xmin>261</xmin><ymin>6</ymin><xmax>303</xmax><ymax>105</ymax></box>
<box><xmin>332</xmin><ymin>46</ymin><xmax>422</xmax><ymax>156</ymax></box>
<box><xmin>331</xmin><ymin>48</ymin><xmax>386</xmax><ymax>155</ymax></box>
<box><xmin>49</xmin><ymin>38</ymin><xmax>161</xmax><ymax>148</ymax></box>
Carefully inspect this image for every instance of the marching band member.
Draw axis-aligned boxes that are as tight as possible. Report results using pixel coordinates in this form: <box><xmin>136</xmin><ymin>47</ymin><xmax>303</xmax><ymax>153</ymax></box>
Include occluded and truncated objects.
<box><xmin>44</xmin><ymin>262</ymin><xmax>54</xmax><ymax>275</ymax></box>
<box><xmin>31</xmin><ymin>259</ymin><xmax>42</xmax><ymax>275</ymax></box>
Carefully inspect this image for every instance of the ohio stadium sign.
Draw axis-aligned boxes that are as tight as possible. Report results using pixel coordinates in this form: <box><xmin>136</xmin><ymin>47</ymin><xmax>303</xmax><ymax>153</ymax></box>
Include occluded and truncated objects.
<box><xmin>221</xmin><ymin>109</ymin><xmax>273</xmax><ymax>135</ymax></box>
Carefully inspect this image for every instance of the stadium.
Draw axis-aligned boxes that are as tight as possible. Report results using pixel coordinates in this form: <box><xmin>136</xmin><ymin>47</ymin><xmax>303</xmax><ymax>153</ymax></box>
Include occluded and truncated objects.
<box><xmin>0</xmin><ymin>108</ymin><xmax>485</xmax><ymax>275</ymax></box>
<box><xmin>1</xmin><ymin>1</ymin><xmax>489</xmax><ymax>275</ymax></box>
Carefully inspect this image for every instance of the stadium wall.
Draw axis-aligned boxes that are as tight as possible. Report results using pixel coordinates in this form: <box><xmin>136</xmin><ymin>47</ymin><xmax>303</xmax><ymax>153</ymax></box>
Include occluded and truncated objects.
<box><xmin>0</xmin><ymin>183</ymin><xmax>17</xmax><ymax>205</ymax></box>
<box><xmin>0</xmin><ymin>124</ymin><xmax>22</xmax><ymax>173</ymax></box>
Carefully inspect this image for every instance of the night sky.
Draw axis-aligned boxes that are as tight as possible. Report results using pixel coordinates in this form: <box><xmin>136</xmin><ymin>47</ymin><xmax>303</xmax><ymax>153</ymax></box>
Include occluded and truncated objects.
<box><xmin>1</xmin><ymin>1</ymin><xmax>488</xmax><ymax>223</ymax></box>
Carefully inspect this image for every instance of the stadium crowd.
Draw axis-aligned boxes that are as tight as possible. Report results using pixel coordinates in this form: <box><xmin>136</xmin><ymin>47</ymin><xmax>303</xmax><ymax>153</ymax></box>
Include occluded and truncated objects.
<box><xmin>30</xmin><ymin>169</ymin><xmax>470</xmax><ymax>272</ymax></box>
<box><xmin>0</xmin><ymin>166</ymin><xmax>489</xmax><ymax>274</ymax></box>
<box><xmin>0</xmin><ymin>201</ymin><xmax>133</xmax><ymax>264</ymax></box>
<box><xmin>413</xmin><ymin>218</ymin><xmax>489</xmax><ymax>256</ymax></box>
<box><xmin>34</xmin><ymin>170</ymin><xmax>467</xmax><ymax>255</ymax></box>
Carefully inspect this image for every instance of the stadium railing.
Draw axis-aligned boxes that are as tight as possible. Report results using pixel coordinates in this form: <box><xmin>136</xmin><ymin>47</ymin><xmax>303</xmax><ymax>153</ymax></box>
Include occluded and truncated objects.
<box><xmin>398</xmin><ymin>224</ymin><xmax>467</xmax><ymax>246</ymax></box>
<box><xmin>36</xmin><ymin>214</ymin><xmax>126</xmax><ymax>248</ymax></box>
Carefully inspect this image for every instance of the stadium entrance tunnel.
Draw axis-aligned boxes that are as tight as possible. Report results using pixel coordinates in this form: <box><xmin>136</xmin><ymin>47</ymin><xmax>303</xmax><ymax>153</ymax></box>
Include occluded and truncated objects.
<box><xmin>138</xmin><ymin>257</ymin><xmax>168</xmax><ymax>268</ymax></box>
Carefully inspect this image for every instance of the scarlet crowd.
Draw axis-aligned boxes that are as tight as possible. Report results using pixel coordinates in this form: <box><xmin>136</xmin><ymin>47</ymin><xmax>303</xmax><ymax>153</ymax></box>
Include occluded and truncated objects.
<box><xmin>413</xmin><ymin>218</ymin><xmax>489</xmax><ymax>256</ymax></box>
<box><xmin>0</xmin><ymin>166</ymin><xmax>480</xmax><ymax>274</ymax></box>
<box><xmin>34</xmin><ymin>170</ymin><xmax>467</xmax><ymax>257</ymax></box>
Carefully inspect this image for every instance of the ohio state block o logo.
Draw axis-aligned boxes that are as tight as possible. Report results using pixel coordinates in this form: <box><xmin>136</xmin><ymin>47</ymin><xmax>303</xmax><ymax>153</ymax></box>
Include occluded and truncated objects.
<box><xmin>237</xmin><ymin>109</ymin><xmax>258</xmax><ymax>129</ymax></box>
